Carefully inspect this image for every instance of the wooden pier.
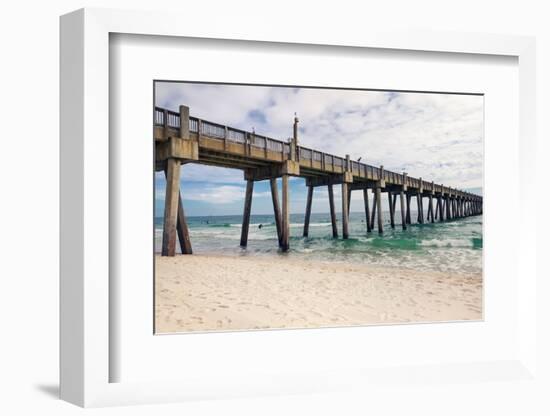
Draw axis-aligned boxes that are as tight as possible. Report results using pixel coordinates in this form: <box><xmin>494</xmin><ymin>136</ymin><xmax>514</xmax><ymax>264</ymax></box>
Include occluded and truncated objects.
<box><xmin>155</xmin><ymin>105</ymin><xmax>483</xmax><ymax>256</ymax></box>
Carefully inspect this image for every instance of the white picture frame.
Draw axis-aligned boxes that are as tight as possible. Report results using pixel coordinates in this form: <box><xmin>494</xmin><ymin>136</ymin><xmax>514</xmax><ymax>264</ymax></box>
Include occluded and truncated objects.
<box><xmin>60</xmin><ymin>8</ymin><xmax>537</xmax><ymax>408</ymax></box>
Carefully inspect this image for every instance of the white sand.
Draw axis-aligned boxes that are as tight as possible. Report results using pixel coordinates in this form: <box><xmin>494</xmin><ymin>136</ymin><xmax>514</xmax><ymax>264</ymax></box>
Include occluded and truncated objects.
<box><xmin>155</xmin><ymin>254</ymin><xmax>482</xmax><ymax>333</ymax></box>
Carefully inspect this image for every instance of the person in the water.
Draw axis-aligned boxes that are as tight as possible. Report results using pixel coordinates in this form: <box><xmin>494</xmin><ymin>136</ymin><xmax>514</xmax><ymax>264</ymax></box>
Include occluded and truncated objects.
<box><xmin>258</xmin><ymin>224</ymin><xmax>263</xmax><ymax>229</ymax></box>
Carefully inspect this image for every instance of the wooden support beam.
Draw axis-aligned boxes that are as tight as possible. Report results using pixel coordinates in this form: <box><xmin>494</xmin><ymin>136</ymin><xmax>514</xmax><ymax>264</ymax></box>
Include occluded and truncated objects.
<box><xmin>270</xmin><ymin>178</ymin><xmax>282</xmax><ymax>246</ymax></box>
<box><xmin>303</xmin><ymin>185</ymin><xmax>314</xmax><ymax>237</ymax></box>
<box><xmin>388</xmin><ymin>192</ymin><xmax>395</xmax><ymax>229</ymax></box>
<box><xmin>399</xmin><ymin>190</ymin><xmax>406</xmax><ymax>230</ymax></box>
<box><xmin>162</xmin><ymin>158</ymin><xmax>182</xmax><ymax>256</ymax></box>
<box><xmin>240</xmin><ymin>180</ymin><xmax>254</xmax><ymax>247</ymax></box>
<box><xmin>342</xmin><ymin>182</ymin><xmax>350</xmax><ymax>239</ymax></box>
<box><xmin>281</xmin><ymin>175</ymin><xmax>290</xmax><ymax>251</ymax></box>
<box><xmin>328</xmin><ymin>184</ymin><xmax>338</xmax><ymax>238</ymax></box>
<box><xmin>363</xmin><ymin>188</ymin><xmax>372</xmax><ymax>233</ymax></box>
<box><xmin>439</xmin><ymin>196</ymin><xmax>445</xmax><ymax>222</ymax></box>
<box><xmin>446</xmin><ymin>197</ymin><xmax>451</xmax><ymax>220</ymax></box>
<box><xmin>376</xmin><ymin>186</ymin><xmax>383</xmax><ymax>234</ymax></box>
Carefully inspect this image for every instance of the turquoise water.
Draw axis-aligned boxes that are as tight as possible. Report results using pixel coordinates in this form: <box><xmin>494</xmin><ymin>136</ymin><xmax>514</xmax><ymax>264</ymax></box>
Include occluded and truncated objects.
<box><xmin>155</xmin><ymin>212</ymin><xmax>482</xmax><ymax>275</ymax></box>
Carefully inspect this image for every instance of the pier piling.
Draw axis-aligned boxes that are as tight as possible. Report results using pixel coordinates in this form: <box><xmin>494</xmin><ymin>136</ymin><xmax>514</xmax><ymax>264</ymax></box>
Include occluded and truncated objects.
<box><xmin>303</xmin><ymin>185</ymin><xmax>314</xmax><ymax>238</ymax></box>
<box><xmin>363</xmin><ymin>188</ymin><xmax>372</xmax><ymax>233</ymax></box>
<box><xmin>371</xmin><ymin>189</ymin><xmax>377</xmax><ymax>230</ymax></box>
<box><xmin>342</xmin><ymin>183</ymin><xmax>350</xmax><ymax>239</ymax></box>
<box><xmin>406</xmin><ymin>193</ymin><xmax>412</xmax><ymax>225</ymax></box>
<box><xmin>375</xmin><ymin>186</ymin><xmax>383</xmax><ymax>234</ymax></box>
<box><xmin>388</xmin><ymin>192</ymin><xmax>395</xmax><ymax>229</ymax></box>
<box><xmin>270</xmin><ymin>178</ymin><xmax>283</xmax><ymax>246</ymax></box>
<box><xmin>399</xmin><ymin>191</ymin><xmax>406</xmax><ymax>230</ymax></box>
<box><xmin>240</xmin><ymin>179</ymin><xmax>254</xmax><ymax>247</ymax></box>
<box><xmin>328</xmin><ymin>184</ymin><xmax>338</xmax><ymax>238</ymax></box>
<box><xmin>281</xmin><ymin>175</ymin><xmax>290</xmax><ymax>251</ymax></box>
<box><xmin>162</xmin><ymin>158</ymin><xmax>182</xmax><ymax>256</ymax></box>
<box><xmin>428</xmin><ymin>195</ymin><xmax>435</xmax><ymax>223</ymax></box>
<box><xmin>176</xmin><ymin>190</ymin><xmax>192</xmax><ymax>254</ymax></box>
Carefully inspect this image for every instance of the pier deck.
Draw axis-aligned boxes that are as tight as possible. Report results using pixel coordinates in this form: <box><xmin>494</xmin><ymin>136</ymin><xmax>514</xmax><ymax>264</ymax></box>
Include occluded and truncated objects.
<box><xmin>155</xmin><ymin>105</ymin><xmax>483</xmax><ymax>255</ymax></box>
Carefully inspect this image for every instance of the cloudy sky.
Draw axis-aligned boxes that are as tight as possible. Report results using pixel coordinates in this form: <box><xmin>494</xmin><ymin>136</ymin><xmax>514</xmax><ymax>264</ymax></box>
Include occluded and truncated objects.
<box><xmin>155</xmin><ymin>82</ymin><xmax>483</xmax><ymax>217</ymax></box>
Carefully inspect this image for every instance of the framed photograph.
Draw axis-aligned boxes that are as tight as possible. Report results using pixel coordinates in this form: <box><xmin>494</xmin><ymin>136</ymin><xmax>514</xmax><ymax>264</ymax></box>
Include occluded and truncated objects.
<box><xmin>152</xmin><ymin>81</ymin><xmax>484</xmax><ymax>335</ymax></box>
<box><xmin>60</xmin><ymin>8</ymin><xmax>537</xmax><ymax>408</ymax></box>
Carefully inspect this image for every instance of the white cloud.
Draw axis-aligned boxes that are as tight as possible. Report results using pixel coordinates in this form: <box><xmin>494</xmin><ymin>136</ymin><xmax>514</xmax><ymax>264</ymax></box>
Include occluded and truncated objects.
<box><xmin>181</xmin><ymin>164</ymin><xmax>244</xmax><ymax>184</ymax></box>
<box><xmin>182</xmin><ymin>184</ymin><xmax>270</xmax><ymax>204</ymax></box>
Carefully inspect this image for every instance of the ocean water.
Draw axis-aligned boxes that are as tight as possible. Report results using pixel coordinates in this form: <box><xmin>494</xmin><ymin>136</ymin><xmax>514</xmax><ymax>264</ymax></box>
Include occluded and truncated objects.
<box><xmin>155</xmin><ymin>211</ymin><xmax>482</xmax><ymax>275</ymax></box>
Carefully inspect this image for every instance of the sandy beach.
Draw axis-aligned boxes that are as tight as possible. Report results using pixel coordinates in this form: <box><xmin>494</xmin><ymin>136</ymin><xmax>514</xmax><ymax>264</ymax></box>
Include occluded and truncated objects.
<box><xmin>154</xmin><ymin>254</ymin><xmax>482</xmax><ymax>333</ymax></box>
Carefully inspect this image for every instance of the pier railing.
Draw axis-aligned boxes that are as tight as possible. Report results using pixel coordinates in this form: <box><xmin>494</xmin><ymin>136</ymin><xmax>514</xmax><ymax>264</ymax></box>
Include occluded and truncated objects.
<box><xmin>155</xmin><ymin>106</ymin><xmax>475</xmax><ymax>197</ymax></box>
